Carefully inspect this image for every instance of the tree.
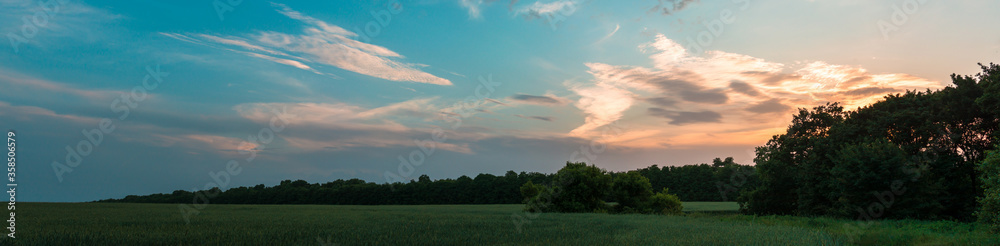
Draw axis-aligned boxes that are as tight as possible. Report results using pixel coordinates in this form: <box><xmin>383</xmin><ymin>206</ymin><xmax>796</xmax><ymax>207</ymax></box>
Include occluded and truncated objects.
<box><xmin>550</xmin><ymin>162</ymin><xmax>613</xmax><ymax>213</ymax></box>
<box><xmin>520</xmin><ymin>180</ymin><xmax>544</xmax><ymax>203</ymax></box>
<box><xmin>739</xmin><ymin>64</ymin><xmax>1000</xmax><ymax>220</ymax></box>
<box><xmin>828</xmin><ymin>140</ymin><xmax>942</xmax><ymax>219</ymax></box>
<box><xmin>612</xmin><ymin>171</ymin><xmax>653</xmax><ymax>211</ymax></box>
<box><xmin>739</xmin><ymin>103</ymin><xmax>846</xmax><ymax>215</ymax></box>
<box><xmin>520</xmin><ymin>162</ymin><xmax>612</xmax><ymax>213</ymax></box>
<box><xmin>978</xmin><ymin>145</ymin><xmax>1000</xmax><ymax>233</ymax></box>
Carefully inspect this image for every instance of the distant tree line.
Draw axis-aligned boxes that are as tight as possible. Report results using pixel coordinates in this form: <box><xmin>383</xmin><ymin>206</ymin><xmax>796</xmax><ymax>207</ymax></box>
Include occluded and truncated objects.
<box><xmin>739</xmin><ymin>63</ymin><xmax>1000</xmax><ymax>223</ymax></box>
<box><xmin>98</xmin><ymin>158</ymin><xmax>758</xmax><ymax>205</ymax></box>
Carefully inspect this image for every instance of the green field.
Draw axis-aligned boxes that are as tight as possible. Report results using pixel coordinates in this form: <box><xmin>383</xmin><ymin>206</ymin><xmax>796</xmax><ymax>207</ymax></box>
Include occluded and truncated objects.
<box><xmin>1</xmin><ymin>202</ymin><xmax>996</xmax><ymax>245</ymax></box>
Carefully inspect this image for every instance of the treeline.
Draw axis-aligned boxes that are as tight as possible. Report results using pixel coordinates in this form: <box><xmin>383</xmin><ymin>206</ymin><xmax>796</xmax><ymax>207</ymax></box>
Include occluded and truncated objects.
<box><xmin>99</xmin><ymin>158</ymin><xmax>758</xmax><ymax>205</ymax></box>
<box><xmin>739</xmin><ymin>63</ymin><xmax>1000</xmax><ymax>221</ymax></box>
<box><xmin>634</xmin><ymin>157</ymin><xmax>759</xmax><ymax>202</ymax></box>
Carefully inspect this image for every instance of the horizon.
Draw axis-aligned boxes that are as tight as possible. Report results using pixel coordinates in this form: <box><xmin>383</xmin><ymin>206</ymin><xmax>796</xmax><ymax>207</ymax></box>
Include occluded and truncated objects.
<box><xmin>2</xmin><ymin>0</ymin><xmax>999</xmax><ymax>202</ymax></box>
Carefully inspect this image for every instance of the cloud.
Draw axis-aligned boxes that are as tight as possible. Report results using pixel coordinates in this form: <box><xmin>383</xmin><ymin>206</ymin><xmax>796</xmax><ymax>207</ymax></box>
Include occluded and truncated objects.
<box><xmin>460</xmin><ymin>0</ymin><xmax>483</xmax><ymax>19</ymax></box>
<box><xmin>233</xmin><ymin>98</ymin><xmax>477</xmax><ymax>154</ymax></box>
<box><xmin>741</xmin><ymin>71</ymin><xmax>802</xmax><ymax>86</ymax></box>
<box><xmin>484</xmin><ymin>98</ymin><xmax>510</xmax><ymax>106</ymax></box>
<box><xmin>596</xmin><ymin>34</ymin><xmax>942</xmax><ymax>110</ymax></box>
<box><xmin>153</xmin><ymin>134</ymin><xmax>259</xmax><ymax>154</ymax></box>
<box><xmin>647</xmin><ymin>107</ymin><xmax>722</xmax><ymax>125</ymax></box>
<box><xmin>583</xmin><ymin>64</ymin><xmax>729</xmax><ymax>105</ymax></box>
<box><xmin>595</xmin><ymin>24</ymin><xmax>620</xmax><ymax>44</ymax></box>
<box><xmin>648</xmin><ymin>0</ymin><xmax>700</xmax><ymax>16</ymax></box>
<box><xmin>0</xmin><ymin>1</ymin><xmax>121</xmax><ymax>50</ymax></box>
<box><xmin>0</xmin><ymin>101</ymin><xmax>100</xmax><ymax>124</ymax></box>
<box><xmin>568</xmin><ymin>81</ymin><xmax>634</xmax><ymax>136</ymax></box>
<box><xmin>161</xmin><ymin>4</ymin><xmax>451</xmax><ymax>85</ymax></box>
<box><xmin>0</xmin><ymin>68</ymin><xmax>119</xmax><ymax>101</ymax></box>
<box><xmin>514</xmin><ymin>114</ymin><xmax>555</xmax><ymax>122</ymax></box>
<box><xmin>729</xmin><ymin>80</ymin><xmax>763</xmax><ymax>97</ymax></box>
<box><xmin>509</xmin><ymin>94</ymin><xmax>568</xmax><ymax>105</ymax></box>
<box><xmin>842</xmin><ymin>87</ymin><xmax>898</xmax><ymax>97</ymax></box>
<box><xmin>514</xmin><ymin>0</ymin><xmax>577</xmax><ymax>20</ymax></box>
<box><xmin>680</xmin><ymin>88</ymin><xmax>728</xmax><ymax>104</ymax></box>
<box><xmin>645</xmin><ymin>97</ymin><xmax>678</xmax><ymax>107</ymax></box>
<box><xmin>566</xmin><ymin>33</ymin><xmax>945</xmax><ymax>146</ymax></box>
<box><xmin>745</xmin><ymin>99</ymin><xmax>792</xmax><ymax>114</ymax></box>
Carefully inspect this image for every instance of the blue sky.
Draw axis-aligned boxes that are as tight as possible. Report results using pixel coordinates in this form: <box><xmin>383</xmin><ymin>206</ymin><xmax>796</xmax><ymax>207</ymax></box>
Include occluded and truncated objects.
<box><xmin>1</xmin><ymin>0</ymin><xmax>998</xmax><ymax>202</ymax></box>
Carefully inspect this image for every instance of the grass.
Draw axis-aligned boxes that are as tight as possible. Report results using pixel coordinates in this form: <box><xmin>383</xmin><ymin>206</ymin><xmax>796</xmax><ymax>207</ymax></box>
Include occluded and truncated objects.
<box><xmin>0</xmin><ymin>202</ymin><xmax>995</xmax><ymax>245</ymax></box>
<box><xmin>682</xmin><ymin>201</ymin><xmax>741</xmax><ymax>212</ymax></box>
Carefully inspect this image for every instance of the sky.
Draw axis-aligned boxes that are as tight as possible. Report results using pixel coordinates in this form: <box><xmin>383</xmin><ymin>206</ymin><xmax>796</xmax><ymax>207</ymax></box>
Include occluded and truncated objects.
<box><xmin>1</xmin><ymin>0</ymin><xmax>998</xmax><ymax>202</ymax></box>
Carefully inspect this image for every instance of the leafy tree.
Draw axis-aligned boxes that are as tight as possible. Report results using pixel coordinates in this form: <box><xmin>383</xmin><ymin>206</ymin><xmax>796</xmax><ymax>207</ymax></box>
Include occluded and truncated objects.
<box><xmin>612</xmin><ymin>171</ymin><xmax>653</xmax><ymax>211</ymax></box>
<box><xmin>978</xmin><ymin>145</ymin><xmax>1000</xmax><ymax>233</ymax></box>
<box><xmin>546</xmin><ymin>162</ymin><xmax>612</xmax><ymax>213</ymax></box>
<box><xmin>519</xmin><ymin>180</ymin><xmax>544</xmax><ymax>203</ymax></box>
<box><xmin>739</xmin><ymin>103</ymin><xmax>846</xmax><ymax>215</ymax></box>
<box><xmin>740</xmin><ymin>63</ymin><xmax>1000</xmax><ymax>221</ymax></box>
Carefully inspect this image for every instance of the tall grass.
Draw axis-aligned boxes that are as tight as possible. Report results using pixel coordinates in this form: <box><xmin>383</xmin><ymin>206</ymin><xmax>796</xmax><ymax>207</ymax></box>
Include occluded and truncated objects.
<box><xmin>0</xmin><ymin>202</ymin><xmax>994</xmax><ymax>245</ymax></box>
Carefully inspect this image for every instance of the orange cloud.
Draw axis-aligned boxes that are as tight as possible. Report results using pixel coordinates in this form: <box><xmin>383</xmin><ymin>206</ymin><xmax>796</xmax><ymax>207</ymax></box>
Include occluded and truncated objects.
<box><xmin>567</xmin><ymin>34</ymin><xmax>946</xmax><ymax>148</ymax></box>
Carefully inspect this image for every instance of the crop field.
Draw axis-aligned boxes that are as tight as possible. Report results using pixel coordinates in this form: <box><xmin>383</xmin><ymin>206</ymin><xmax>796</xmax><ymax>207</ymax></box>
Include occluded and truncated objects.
<box><xmin>1</xmin><ymin>202</ymin><xmax>996</xmax><ymax>245</ymax></box>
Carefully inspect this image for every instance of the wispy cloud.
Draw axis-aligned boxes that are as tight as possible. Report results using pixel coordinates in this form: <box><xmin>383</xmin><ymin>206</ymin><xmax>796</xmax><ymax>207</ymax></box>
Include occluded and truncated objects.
<box><xmin>509</xmin><ymin>93</ymin><xmax>568</xmax><ymax>105</ymax></box>
<box><xmin>568</xmin><ymin>80</ymin><xmax>634</xmax><ymax>136</ymax></box>
<box><xmin>515</xmin><ymin>114</ymin><xmax>555</xmax><ymax>122</ymax></box>
<box><xmin>460</xmin><ymin>0</ymin><xmax>486</xmax><ymax>19</ymax></box>
<box><xmin>0</xmin><ymin>68</ymin><xmax>119</xmax><ymax>100</ymax></box>
<box><xmin>0</xmin><ymin>101</ymin><xmax>100</xmax><ymax>124</ymax></box>
<box><xmin>161</xmin><ymin>4</ymin><xmax>451</xmax><ymax>85</ymax></box>
<box><xmin>647</xmin><ymin>108</ymin><xmax>722</xmax><ymax>125</ymax></box>
<box><xmin>233</xmin><ymin>98</ymin><xmax>475</xmax><ymax>154</ymax></box>
<box><xmin>594</xmin><ymin>24</ymin><xmax>620</xmax><ymax>44</ymax></box>
<box><xmin>485</xmin><ymin>98</ymin><xmax>511</xmax><ymax>106</ymax></box>
<box><xmin>0</xmin><ymin>1</ymin><xmax>121</xmax><ymax>49</ymax></box>
<box><xmin>514</xmin><ymin>0</ymin><xmax>577</xmax><ymax>20</ymax></box>
<box><xmin>648</xmin><ymin>0</ymin><xmax>700</xmax><ymax>16</ymax></box>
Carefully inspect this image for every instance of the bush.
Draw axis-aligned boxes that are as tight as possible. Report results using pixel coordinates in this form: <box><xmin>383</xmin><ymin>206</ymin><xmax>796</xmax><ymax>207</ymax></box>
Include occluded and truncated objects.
<box><xmin>520</xmin><ymin>162</ymin><xmax>685</xmax><ymax>215</ymax></box>
<box><xmin>647</xmin><ymin>188</ymin><xmax>683</xmax><ymax>215</ymax></box>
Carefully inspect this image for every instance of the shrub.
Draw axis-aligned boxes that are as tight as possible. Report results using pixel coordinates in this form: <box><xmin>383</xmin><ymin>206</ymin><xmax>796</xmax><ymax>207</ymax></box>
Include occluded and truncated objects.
<box><xmin>521</xmin><ymin>162</ymin><xmax>683</xmax><ymax>215</ymax></box>
<box><xmin>648</xmin><ymin>188</ymin><xmax>683</xmax><ymax>215</ymax></box>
